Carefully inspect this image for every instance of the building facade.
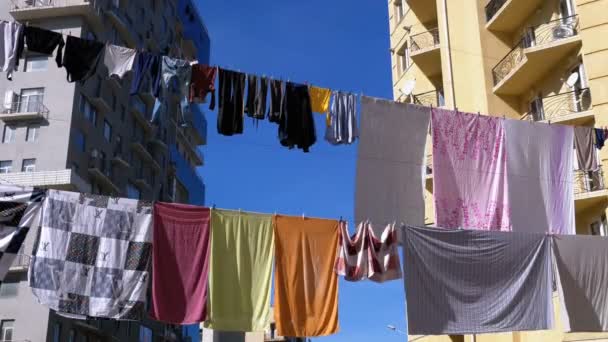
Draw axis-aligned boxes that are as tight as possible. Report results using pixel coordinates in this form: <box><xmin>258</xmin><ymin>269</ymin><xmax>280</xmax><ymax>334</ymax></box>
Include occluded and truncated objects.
<box><xmin>0</xmin><ymin>0</ymin><xmax>209</xmax><ymax>341</ymax></box>
<box><xmin>388</xmin><ymin>0</ymin><xmax>608</xmax><ymax>341</ymax></box>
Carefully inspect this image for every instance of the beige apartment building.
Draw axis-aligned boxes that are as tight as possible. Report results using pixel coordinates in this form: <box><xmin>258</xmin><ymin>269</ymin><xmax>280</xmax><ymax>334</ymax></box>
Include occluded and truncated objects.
<box><xmin>388</xmin><ymin>0</ymin><xmax>608</xmax><ymax>341</ymax></box>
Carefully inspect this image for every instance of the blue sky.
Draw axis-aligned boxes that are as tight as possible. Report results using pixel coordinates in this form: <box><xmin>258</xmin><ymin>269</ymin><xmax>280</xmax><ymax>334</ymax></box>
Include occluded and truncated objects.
<box><xmin>197</xmin><ymin>1</ymin><xmax>407</xmax><ymax>341</ymax></box>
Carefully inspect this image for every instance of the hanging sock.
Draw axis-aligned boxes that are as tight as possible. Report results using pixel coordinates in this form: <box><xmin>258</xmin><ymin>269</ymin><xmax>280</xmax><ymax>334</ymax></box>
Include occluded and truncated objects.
<box><xmin>103</xmin><ymin>43</ymin><xmax>136</xmax><ymax>79</ymax></box>
<box><xmin>0</xmin><ymin>185</ymin><xmax>45</xmax><ymax>284</ymax></box>
<box><xmin>273</xmin><ymin>215</ymin><xmax>340</xmax><ymax>337</ymax></box>
<box><xmin>309</xmin><ymin>86</ymin><xmax>331</xmax><ymax>114</ymax></box>
<box><xmin>62</xmin><ymin>36</ymin><xmax>104</xmax><ymax>83</ymax></box>
<box><xmin>190</xmin><ymin>64</ymin><xmax>217</xmax><ymax>109</ymax></box>
<box><xmin>1</xmin><ymin>21</ymin><xmax>24</xmax><ymax>80</ymax></box>
<box><xmin>217</xmin><ymin>68</ymin><xmax>246</xmax><ymax>136</ymax></box>
<box><xmin>23</xmin><ymin>26</ymin><xmax>65</xmax><ymax>68</ymax></box>
<box><xmin>325</xmin><ymin>92</ymin><xmax>358</xmax><ymax>145</ymax></box>
<box><xmin>205</xmin><ymin>210</ymin><xmax>274</xmax><ymax>332</ymax></box>
<box><xmin>334</xmin><ymin>221</ymin><xmax>401</xmax><ymax>282</ymax></box>
<box><xmin>29</xmin><ymin>190</ymin><xmax>153</xmax><ymax>320</ymax></box>
<box><xmin>150</xmin><ymin>203</ymin><xmax>211</xmax><ymax>324</ymax></box>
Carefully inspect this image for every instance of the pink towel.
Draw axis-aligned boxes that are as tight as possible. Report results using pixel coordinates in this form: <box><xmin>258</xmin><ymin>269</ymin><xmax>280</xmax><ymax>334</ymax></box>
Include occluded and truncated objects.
<box><xmin>432</xmin><ymin>109</ymin><xmax>511</xmax><ymax>230</ymax></box>
<box><xmin>150</xmin><ymin>203</ymin><xmax>211</xmax><ymax>324</ymax></box>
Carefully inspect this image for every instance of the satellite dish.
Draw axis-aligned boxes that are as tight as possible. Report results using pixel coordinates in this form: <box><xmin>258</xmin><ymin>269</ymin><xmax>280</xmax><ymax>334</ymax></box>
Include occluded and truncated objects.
<box><xmin>401</xmin><ymin>79</ymin><xmax>416</xmax><ymax>96</ymax></box>
<box><xmin>566</xmin><ymin>72</ymin><xmax>579</xmax><ymax>88</ymax></box>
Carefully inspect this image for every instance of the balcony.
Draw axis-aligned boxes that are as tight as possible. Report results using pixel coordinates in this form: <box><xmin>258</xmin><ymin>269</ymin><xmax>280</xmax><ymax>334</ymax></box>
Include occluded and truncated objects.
<box><xmin>88</xmin><ymin>154</ymin><xmax>121</xmax><ymax>195</ymax></box>
<box><xmin>88</xmin><ymin>81</ymin><xmax>111</xmax><ymax>114</ymax></box>
<box><xmin>1</xmin><ymin>98</ymin><xmax>49</xmax><ymax>122</ymax></box>
<box><xmin>10</xmin><ymin>0</ymin><xmax>103</xmax><ymax>33</ymax></box>
<box><xmin>485</xmin><ymin>0</ymin><xmax>544</xmax><ymax>32</ymax></box>
<box><xmin>492</xmin><ymin>16</ymin><xmax>582</xmax><ymax>96</ymax></box>
<box><xmin>525</xmin><ymin>88</ymin><xmax>593</xmax><ymax>124</ymax></box>
<box><xmin>187</xmin><ymin>105</ymin><xmax>208</xmax><ymax>146</ymax></box>
<box><xmin>0</xmin><ymin>169</ymin><xmax>89</xmax><ymax>192</ymax></box>
<box><xmin>574</xmin><ymin>167</ymin><xmax>608</xmax><ymax>212</ymax></box>
<box><xmin>8</xmin><ymin>252</ymin><xmax>30</xmax><ymax>272</ymax></box>
<box><xmin>413</xmin><ymin>90</ymin><xmax>445</xmax><ymax>108</ymax></box>
<box><xmin>129</xmin><ymin>96</ymin><xmax>154</xmax><ymax>133</ymax></box>
<box><xmin>106</xmin><ymin>6</ymin><xmax>139</xmax><ymax>48</ymax></box>
<box><xmin>131</xmin><ymin>140</ymin><xmax>161</xmax><ymax>171</ymax></box>
<box><xmin>410</xmin><ymin>28</ymin><xmax>441</xmax><ymax>77</ymax></box>
<box><xmin>406</xmin><ymin>0</ymin><xmax>437</xmax><ymax>24</ymax></box>
<box><xmin>148</xmin><ymin>127</ymin><xmax>169</xmax><ymax>151</ymax></box>
<box><xmin>174</xmin><ymin>120</ymin><xmax>204</xmax><ymax>166</ymax></box>
<box><xmin>181</xmin><ymin>38</ymin><xmax>197</xmax><ymax>60</ymax></box>
<box><xmin>111</xmin><ymin>148</ymin><xmax>130</xmax><ymax>168</ymax></box>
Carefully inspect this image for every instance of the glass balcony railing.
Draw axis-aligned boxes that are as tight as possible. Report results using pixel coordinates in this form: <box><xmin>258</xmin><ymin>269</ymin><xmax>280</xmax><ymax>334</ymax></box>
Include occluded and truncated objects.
<box><xmin>410</xmin><ymin>28</ymin><xmax>440</xmax><ymax>53</ymax></box>
<box><xmin>492</xmin><ymin>16</ymin><xmax>580</xmax><ymax>85</ymax></box>
<box><xmin>526</xmin><ymin>88</ymin><xmax>592</xmax><ymax>122</ymax></box>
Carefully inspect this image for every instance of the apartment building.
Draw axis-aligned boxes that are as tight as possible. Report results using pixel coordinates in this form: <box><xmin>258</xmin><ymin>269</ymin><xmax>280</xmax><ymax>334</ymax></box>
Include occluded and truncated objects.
<box><xmin>388</xmin><ymin>0</ymin><xmax>608</xmax><ymax>341</ymax></box>
<box><xmin>0</xmin><ymin>0</ymin><xmax>210</xmax><ymax>341</ymax></box>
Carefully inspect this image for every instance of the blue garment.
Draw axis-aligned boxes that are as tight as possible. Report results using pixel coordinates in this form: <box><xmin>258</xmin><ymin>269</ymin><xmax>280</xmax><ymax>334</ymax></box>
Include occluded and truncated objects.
<box><xmin>595</xmin><ymin>128</ymin><xmax>605</xmax><ymax>150</ymax></box>
<box><xmin>129</xmin><ymin>52</ymin><xmax>161</xmax><ymax>96</ymax></box>
<box><xmin>151</xmin><ymin>56</ymin><xmax>192</xmax><ymax>124</ymax></box>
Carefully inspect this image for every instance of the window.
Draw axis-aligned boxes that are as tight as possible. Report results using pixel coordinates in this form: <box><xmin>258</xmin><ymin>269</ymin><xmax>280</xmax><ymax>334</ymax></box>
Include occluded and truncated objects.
<box><xmin>0</xmin><ymin>161</ymin><xmax>12</xmax><ymax>174</ymax></box>
<box><xmin>21</xmin><ymin>158</ymin><xmax>36</xmax><ymax>172</ymax></box>
<box><xmin>394</xmin><ymin>1</ymin><xmax>405</xmax><ymax>24</ymax></box>
<box><xmin>2</xmin><ymin>125</ymin><xmax>15</xmax><ymax>144</ymax></box>
<box><xmin>25</xmin><ymin>55</ymin><xmax>48</xmax><ymax>72</ymax></box>
<box><xmin>52</xmin><ymin>322</ymin><xmax>61</xmax><ymax>342</ymax></box>
<box><xmin>0</xmin><ymin>320</ymin><xmax>14</xmax><ymax>342</ymax></box>
<box><xmin>397</xmin><ymin>43</ymin><xmax>410</xmax><ymax>74</ymax></box>
<box><xmin>19</xmin><ymin>88</ymin><xmax>44</xmax><ymax>113</ymax></box>
<box><xmin>0</xmin><ymin>281</ymin><xmax>18</xmax><ymax>298</ymax></box>
<box><xmin>139</xmin><ymin>325</ymin><xmax>152</xmax><ymax>342</ymax></box>
<box><xmin>80</xmin><ymin>95</ymin><xmax>97</xmax><ymax>126</ymax></box>
<box><xmin>103</xmin><ymin>120</ymin><xmax>112</xmax><ymax>142</ymax></box>
<box><xmin>127</xmin><ymin>183</ymin><xmax>140</xmax><ymax>200</ymax></box>
<box><xmin>74</xmin><ymin>130</ymin><xmax>86</xmax><ymax>152</ymax></box>
<box><xmin>26</xmin><ymin>125</ymin><xmax>39</xmax><ymax>142</ymax></box>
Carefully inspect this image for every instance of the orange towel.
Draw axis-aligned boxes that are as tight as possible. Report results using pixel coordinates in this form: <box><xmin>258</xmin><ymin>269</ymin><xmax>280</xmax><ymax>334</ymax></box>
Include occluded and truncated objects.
<box><xmin>273</xmin><ymin>215</ymin><xmax>340</xmax><ymax>337</ymax></box>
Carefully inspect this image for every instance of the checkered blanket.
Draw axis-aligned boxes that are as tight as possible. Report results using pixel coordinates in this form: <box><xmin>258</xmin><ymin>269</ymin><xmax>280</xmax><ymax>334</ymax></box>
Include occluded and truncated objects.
<box><xmin>29</xmin><ymin>190</ymin><xmax>153</xmax><ymax>320</ymax></box>
<box><xmin>334</xmin><ymin>221</ymin><xmax>402</xmax><ymax>283</ymax></box>
<box><xmin>0</xmin><ymin>185</ymin><xmax>45</xmax><ymax>283</ymax></box>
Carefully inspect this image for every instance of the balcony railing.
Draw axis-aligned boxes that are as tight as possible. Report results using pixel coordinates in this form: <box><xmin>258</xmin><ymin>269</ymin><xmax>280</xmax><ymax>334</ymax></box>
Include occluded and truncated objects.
<box><xmin>485</xmin><ymin>0</ymin><xmax>507</xmax><ymax>22</ymax></box>
<box><xmin>10</xmin><ymin>0</ymin><xmax>89</xmax><ymax>10</ymax></box>
<box><xmin>527</xmin><ymin>88</ymin><xmax>592</xmax><ymax>122</ymax></box>
<box><xmin>413</xmin><ymin>90</ymin><xmax>445</xmax><ymax>108</ymax></box>
<box><xmin>410</xmin><ymin>28</ymin><xmax>440</xmax><ymax>53</ymax></box>
<box><xmin>575</xmin><ymin>167</ymin><xmax>605</xmax><ymax>195</ymax></box>
<box><xmin>492</xmin><ymin>16</ymin><xmax>579</xmax><ymax>85</ymax></box>
<box><xmin>1</xmin><ymin>97</ymin><xmax>49</xmax><ymax>119</ymax></box>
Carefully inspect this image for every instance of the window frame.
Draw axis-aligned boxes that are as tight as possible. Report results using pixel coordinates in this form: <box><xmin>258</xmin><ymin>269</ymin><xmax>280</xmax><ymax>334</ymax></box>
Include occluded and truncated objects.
<box><xmin>103</xmin><ymin>120</ymin><xmax>112</xmax><ymax>142</ymax></box>
<box><xmin>0</xmin><ymin>160</ymin><xmax>12</xmax><ymax>174</ymax></box>
<box><xmin>24</xmin><ymin>54</ymin><xmax>49</xmax><ymax>72</ymax></box>
<box><xmin>1</xmin><ymin>319</ymin><xmax>15</xmax><ymax>342</ymax></box>
<box><xmin>26</xmin><ymin>125</ymin><xmax>39</xmax><ymax>142</ymax></box>
<box><xmin>21</xmin><ymin>158</ymin><xmax>36</xmax><ymax>173</ymax></box>
<box><xmin>2</xmin><ymin>125</ymin><xmax>15</xmax><ymax>144</ymax></box>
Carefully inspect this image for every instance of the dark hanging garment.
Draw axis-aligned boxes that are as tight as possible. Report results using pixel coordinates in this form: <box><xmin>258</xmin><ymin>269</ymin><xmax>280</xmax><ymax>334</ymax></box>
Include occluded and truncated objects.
<box><xmin>245</xmin><ymin>75</ymin><xmax>268</xmax><ymax>120</ymax></box>
<box><xmin>23</xmin><ymin>26</ymin><xmax>65</xmax><ymax>67</ymax></box>
<box><xmin>217</xmin><ymin>69</ymin><xmax>246</xmax><ymax>136</ymax></box>
<box><xmin>129</xmin><ymin>52</ymin><xmax>162</xmax><ymax>96</ymax></box>
<box><xmin>268</xmin><ymin>79</ymin><xmax>284</xmax><ymax>124</ymax></box>
<box><xmin>62</xmin><ymin>36</ymin><xmax>104</xmax><ymax>83</ymax></box>
<box><xmin>595</xmin><ymin>128</ymin><xmax>605</xmax><ymax>150</ymax></box>
<box><xmin>245</xmin><ymin>74</ymin><xmax>258</xmax><ymax>118</ymax></box>
<box><xmin>574</xmin><ymin>126</ymin><xmax>598</xmax><ymax>171</ymax></box>
<box><xmin>279</xmin><ymin>82</ymin><xmax>316</xmax><ymax>152</ymax></box>
<box><xmin>255</xmin><ymin>77</ymin><xmax>269</xmax><ymax>120</ymax></box>
<box><xmin>190</xmin><ymin>64</ymin><xmax>217</xmax><ymax>110</ymax></box>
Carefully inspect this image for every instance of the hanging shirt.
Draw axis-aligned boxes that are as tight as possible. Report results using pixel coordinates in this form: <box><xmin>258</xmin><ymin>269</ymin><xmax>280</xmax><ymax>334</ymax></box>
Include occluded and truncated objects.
<box><xmin>279</xmin><ymin>82</ymin><xmax>316</xmax><ymax>152</ymax></box>
<box><xmin>23</xmin><ymin>26</ymin><xmax>64</xmax><ymax>68</ymax></box>
<box><xmin>129</xmin><ymin>51</ymin><xmax>161</xmax><ymax>96</ymax></box>
<box><xmin>309</xmin><ymin>86</ymin><xmax>331</xmax><ymax>114</ymax></box>
<box><xmin>432</xmin><ymin>109</ymin><xmax>510</xmax><ymax>231</ymax></box>
<box><xmin>62</xmin><ymin>36</ymin><xmax>104</xmax><ymax>83</ymax></box>
<box><xmin>217</xmin><ymin>68</ymin><xmax>246</xmax><ymax>136</ymax></box>
<box><xmin>189</xmin><ymin>64</ymin><xmax>217</xmax><ymax>108</ymax></box>
<box><xmin>205</xmin><ymin>210</ymin><xmax>274</xmax><ymax>332</ymax></box>
<box><xmin>595</xmin><ymin>128</ymin><xmax>606</xmax><ymax>150</ymax></box>
<box><xmin>267</xmin><ymin>79</ymin><xmax>284</xmax><ymax>123</ymax></box>
<box><xmin>150</xmin><ymin>203</ymin><xmax>211</xmax><ymax>324</ymax></box>
<box><xmin>404</xmin><ymin>225</ymin><xmax>554</xmax><ymax>335</ymax></box>
<box><xmin>554</xmin><ymin>235</ymin><xmax>608</xmax><ymax>332</ymax></box>
<box><xmin>334</xmin><ymin>221</ymin><xmax>401</xmax><ymax>282</ymax></box>
<box><xmin>273</xmin><ymin>215</ymin><xmax>340</xmax><ymax>337</ymax></box>
<box><xmin>29</xmin><ymin>190</ymin><xmax>153</xmax><ymax>320</ymax></box>
<box><xmin>574</xmin><ymin>126</ymin><xmax>598</xmax><ymax>171</ymax></box>
<box><xmin>103</xmin><ymin>44</ymin><xmax>136</xmax><ymax>78</ymax></box>
<box><xmin>152</xmin><ymin>56</ymin><xmax>192</xmax><ymax>124</ymax></box>
<box><xmin>325</xmin><ymin>92</ymin><xmax>358</xmax><ymax>145</ymax></box>
<box><xmin>0</xmin><ymin>185</ymin><xmax>45</xmax><ymax>284</ymax></box>
<box><xmin>1</xmin><ymin>21</ymin><xmax>24</xmax><ymax>80</ymax></box>
<box><xmin>355</xmin><ymin>97</ymin><xmax>430</xmax><ymax>230</ymax></box>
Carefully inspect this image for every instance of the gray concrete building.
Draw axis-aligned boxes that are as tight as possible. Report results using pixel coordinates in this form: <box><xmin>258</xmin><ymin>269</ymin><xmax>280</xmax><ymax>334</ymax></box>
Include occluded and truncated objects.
<box><xmin>0</xmin><ymin>0</ymin><xmax>210</xmax><ymax>341</ymax></box>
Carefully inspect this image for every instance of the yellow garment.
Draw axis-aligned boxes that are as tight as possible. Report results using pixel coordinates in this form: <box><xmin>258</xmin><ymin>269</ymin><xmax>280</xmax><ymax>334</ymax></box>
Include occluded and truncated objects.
<box><xmin>273</xmin><ymin>215</ymin><xmax>340</xmax><ymax>337</ymax></box>
<box><xmin>309</xmin><ymin>86</ymin><xmax>331</xmax><ymax>114</ymax></box>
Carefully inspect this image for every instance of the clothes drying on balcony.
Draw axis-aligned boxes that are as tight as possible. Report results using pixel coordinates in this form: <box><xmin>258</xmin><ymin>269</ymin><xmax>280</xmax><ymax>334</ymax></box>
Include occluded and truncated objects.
<box><xmin>103</xmin><ymin>43</ymin><xmax>136</xmax><ymax>79</ymax></box>
<box><xmin>574</xmin><ymin>126</ymin><xmax>598</xmax><ymax>172</ymax></box>
<box><xmin>62</xmin><ymin>36</ymin><xmax>104</xmax><ymax>83</ymax></box>
<box><xmin>595</xmin><ymin>128</ymin><xmax>607</xmax><ymax>150</ymax></box>
<box><xmin>0</xmin><ymin>185</ymin><xmax>44</xmax><ymax>284</ymax></box>
<box><xmin>325</xmin><ymin>91</ymin><xmax>358</xmax><ymax>145</ymax></box>
<box><xmin>0</xmin><ymin>21</ymin><xmax>23</xmax><ymax>80</ymax></box>
<box><xmin>21</xmin><ymin>26</ymin><xmax>64</xmax><ymax>68</ymax></box>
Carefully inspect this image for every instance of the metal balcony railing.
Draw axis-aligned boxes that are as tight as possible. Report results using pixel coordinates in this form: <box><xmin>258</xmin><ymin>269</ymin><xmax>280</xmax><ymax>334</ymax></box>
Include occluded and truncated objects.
<box><xmin>1</xmin><ymin>97</ymin><xmax>50</xmax><ymax>118</ymax></box>
<box><xmin>575</xmin><ymin>166</ymin><xmax>605</xmax><ymax>195</ymax></box>
<box><xmin>485</xmin><ymin>0</ymin><xmax>508</xmax><ymax>22</ymax></box>
<box><xmin>10</xmin><ymin>0</ymin><xmax>89</xmax><ymax>10</ymax></box>
<box><xmin>413</xmin><ymin>90</ymin><xmax>445</xmax><ymax>107</ymax></box>
<box><xmin>492</xmin><ymin>15</ymin><xmax>579</xmax><ymax>85</ymax></box>
<box><xmin>410</xmin><ymin>28</ymin><xmax>440</xmax><ymax>53</ymax></box>
<box><xmin>526</xmin><ymin>88</ymin><xmax>592</xmax><ymax>122</ymax></box>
